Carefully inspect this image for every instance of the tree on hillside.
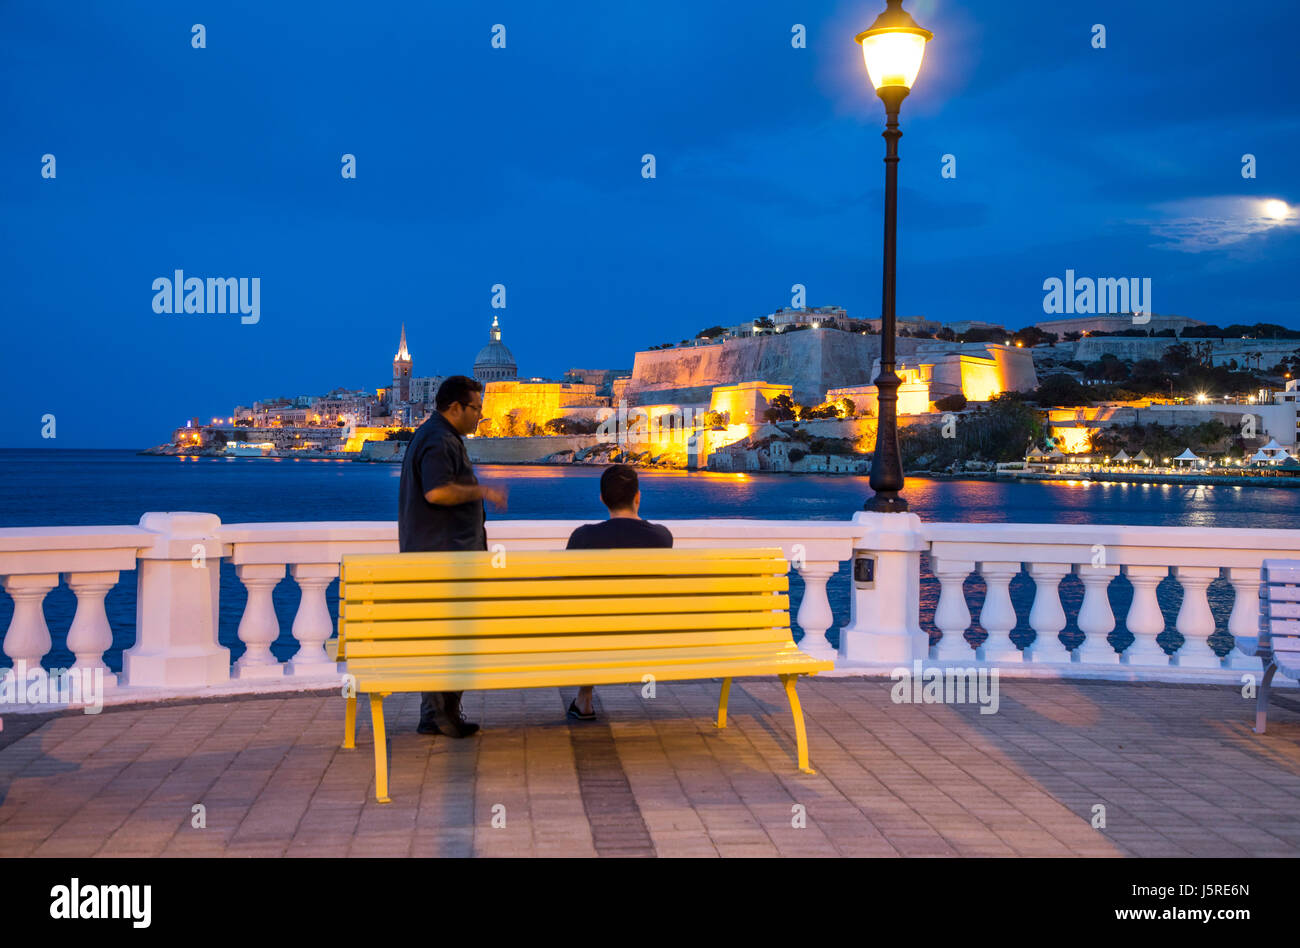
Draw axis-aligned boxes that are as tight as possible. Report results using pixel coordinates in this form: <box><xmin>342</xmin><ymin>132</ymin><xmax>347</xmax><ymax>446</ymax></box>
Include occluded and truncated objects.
<box><xmin>1032</xmin><ymin>374</ymin><xmax>1093</xmax><ymax>407</ymax></box>
<box><xmin>763</xmin><ymin>394</ymin><xmax>797</xmax><ymax>422</ymax></box>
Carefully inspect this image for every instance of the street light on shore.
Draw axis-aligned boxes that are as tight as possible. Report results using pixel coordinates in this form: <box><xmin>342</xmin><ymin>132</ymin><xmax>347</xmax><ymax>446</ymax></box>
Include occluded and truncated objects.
<box><xmin>857</xmin><ymin>0</ymin><xmax>932</xmax><ymax>513</ymax></box>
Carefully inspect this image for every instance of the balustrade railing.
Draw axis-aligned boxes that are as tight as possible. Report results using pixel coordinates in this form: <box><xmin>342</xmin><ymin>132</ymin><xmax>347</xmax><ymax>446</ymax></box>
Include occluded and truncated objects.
<box><xmin>1</xmin><ymin>512</ymin><xmax>1292</xmax><ymax>712</ymax></box>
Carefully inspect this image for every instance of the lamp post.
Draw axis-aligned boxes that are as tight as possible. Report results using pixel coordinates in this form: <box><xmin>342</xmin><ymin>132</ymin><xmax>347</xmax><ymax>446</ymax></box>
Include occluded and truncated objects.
<box><xmin>857</xmin><ymin>0</ymin><xmax>932</xmax><ymax>513</ymax></box>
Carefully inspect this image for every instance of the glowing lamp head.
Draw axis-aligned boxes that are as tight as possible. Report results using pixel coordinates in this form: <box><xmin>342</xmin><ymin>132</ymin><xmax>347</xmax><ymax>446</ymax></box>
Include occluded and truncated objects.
<box><xmin>856</xmin><ymin>0</ymin><xmax>933</xmax><ymax>93</ymax></box>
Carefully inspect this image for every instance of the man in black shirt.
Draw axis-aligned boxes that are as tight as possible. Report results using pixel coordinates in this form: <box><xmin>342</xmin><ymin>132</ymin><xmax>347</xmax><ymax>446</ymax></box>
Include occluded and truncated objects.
<box><xmin>398</xmin><ymin>375</ymin><xmax>507</xmax><ymax>737</ymax></box>
<box><xmin>565</xmin><ymin>464</ymin><xmax>672</xmax><ymax>720</ymax></box>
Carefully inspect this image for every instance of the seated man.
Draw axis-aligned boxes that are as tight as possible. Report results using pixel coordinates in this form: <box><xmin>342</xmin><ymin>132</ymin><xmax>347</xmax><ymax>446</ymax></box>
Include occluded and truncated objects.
<box><xmin>564</xmin><ymin>464</ymin><xmax>673</xmax><ymax>720</ymax></box>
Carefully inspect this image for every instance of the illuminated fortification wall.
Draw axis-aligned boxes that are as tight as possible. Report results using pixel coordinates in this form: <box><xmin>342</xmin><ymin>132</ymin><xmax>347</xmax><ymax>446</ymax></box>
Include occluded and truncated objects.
<box><xmin>626</xmin><ymin>330</ymin><xmax>879</xmax><ymax>407</ymax></box>
<box><xmin>480</xmin><ymin>381</ymin><xmax>603</xmax><ymax>434</ymax></box>
<box><xmin>709</xmin><ymin>382</ymin><xmax>793</xmax><ymax>425</ymax></box>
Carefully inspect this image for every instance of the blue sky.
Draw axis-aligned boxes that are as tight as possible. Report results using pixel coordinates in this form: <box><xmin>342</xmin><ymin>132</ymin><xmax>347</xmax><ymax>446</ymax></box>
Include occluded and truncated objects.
<box><xmin>2</xmin><ymin>0</ymin><xmax>1296</xmax><ymax>448</ymax></box>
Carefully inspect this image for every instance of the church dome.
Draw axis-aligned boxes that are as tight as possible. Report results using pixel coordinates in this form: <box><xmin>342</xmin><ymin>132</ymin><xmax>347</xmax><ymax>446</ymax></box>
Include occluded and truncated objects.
<box><xmin>473</xmin><ymin>315</ymin><xmax>517</xmax><ymax>381</ymax></box>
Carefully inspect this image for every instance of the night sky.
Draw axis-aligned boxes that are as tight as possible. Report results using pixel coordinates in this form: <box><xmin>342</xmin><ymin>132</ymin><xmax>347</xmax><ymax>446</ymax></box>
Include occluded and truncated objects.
<box><xmin>2</xmin><ymin>0</ymin><xmax>1296</xmax><ymax>448</ymax></box>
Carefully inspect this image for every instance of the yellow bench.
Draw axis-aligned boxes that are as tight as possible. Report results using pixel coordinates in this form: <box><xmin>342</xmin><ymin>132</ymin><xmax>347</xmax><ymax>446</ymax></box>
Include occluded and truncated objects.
<box><xmin>337</xmin><ymin>547</ymin><xmax>833</xmax><ymax>803</ymax></box>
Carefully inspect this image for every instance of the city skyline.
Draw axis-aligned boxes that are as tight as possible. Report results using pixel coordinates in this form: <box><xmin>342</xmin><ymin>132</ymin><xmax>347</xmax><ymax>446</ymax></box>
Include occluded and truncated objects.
<box><xmin>3</xmin><ymin>0</ymin><xmax>1297</xmax><ymax>448</ymax></box>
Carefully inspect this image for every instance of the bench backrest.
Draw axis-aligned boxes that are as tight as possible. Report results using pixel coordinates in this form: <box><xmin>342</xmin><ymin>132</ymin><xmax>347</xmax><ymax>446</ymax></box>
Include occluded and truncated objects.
<box><xmin>337</xmin><ymin>547</ymin><xmax>791</xmax><ymax>664</ymax></box>
<box><xmin>1261</xmin><ymin>559</ymin><xmax>1300</xmax><ymax>676</ymax></box>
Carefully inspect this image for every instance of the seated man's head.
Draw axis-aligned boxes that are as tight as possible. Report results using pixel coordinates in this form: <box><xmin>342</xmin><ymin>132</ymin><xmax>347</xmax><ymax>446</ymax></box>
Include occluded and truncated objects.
<box><xmin>600</xmin><ymin>464</ymin><xmax>640</xmax><ymax>516</ymax></box>
<box><xmin>435</xmin><ymin>375</ymin><xmax>485</xmax><ymax>435</ymax></box>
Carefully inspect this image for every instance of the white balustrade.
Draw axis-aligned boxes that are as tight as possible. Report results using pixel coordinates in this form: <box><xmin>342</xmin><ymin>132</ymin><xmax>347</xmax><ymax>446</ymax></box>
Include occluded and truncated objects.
<box><xmin>5</xmin><ymin>514</ymin><xmax>1300</xmax><ymax>712</ymax></box>
<box><xmin>1074</xmin><ymin>564</ymin><xmax>1120</xmax><ymax>664</ymax></box>
<box><xmin>65</xmin><ymin>570</ymin><xmax>120</xmax><ymax>686</ymax></box>
<box><xmin>794</xmin><ymin>562</ymin><xmax>839</xmax><ymax>663</ymax></box>
<box><xmin>286</xmin><ymin>562</ymin><xmax>341</xmax><ymax>676</ymax></box>
<box><xmin>1173</xmin><ymin>566</ymin><xmax>1222</xmax><ymax>669</ymax></box>
<box><xmin>1027</xmin><ymin>563</ymin><xmax>1072</xmax><ymax>663</ymax></box>
<box><xmin>931</xmin><ymin>556</ymin><xmax>974</xmax><ymax>660</ymax></box>
<box><xmin>1225</xmin><ymin>566</ymin><xmax>1263</xmax><ymax>671</ymax></box>
<box><xmin>233</xmin><ymin>563</ymin><xmax>287</xmax><ymax>679</ymax></box>
<box><xmin>1122</xmin><ymin>565</ymin><xmax>1171</xmax><ymax>667</ymax></box>
<box><xmin>1</xmin><ymin>574</ymin><xmax>58</xmax><ymax>685</ymax></box>
<box><xmin>977</xmin><ymin>562</ymin><xmax>1022</xmax><ymax>663</ymax></box>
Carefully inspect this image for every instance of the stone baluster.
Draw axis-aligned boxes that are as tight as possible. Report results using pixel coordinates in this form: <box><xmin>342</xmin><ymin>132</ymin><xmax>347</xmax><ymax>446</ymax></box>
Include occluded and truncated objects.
<box><xmin>65</xmin><ymin>571</ymin><xmax>120</xmax><ymax>686</ymax></box>
<box><xmin>795</xmin><ymin>560</ymin><xmax>839</xmax><ymax>664</ymax></box>
<box><xmin>1122</xmin><ymin>565</ymin><xmax>1170</xmax><ymax>666</ymax></box>
<box><xmin>977</xmin><ymin>562</ymin><xmax>1022</xmax><ymax>663</ymax></box>
<box><xmin>1173</xmin><ymin>566</ymin><xmax>1223</xmax><ymax>668</ymax></box>
<box><xmin>931</xmin><ymin>557</ymin><xmax>974</xmax><ymax>661</ymax></box>
<box><xmin>234</xmin><ymin>563</ymin><xmax>287</xmax><ymax>679</ymax></box>
<box><xmin>286</xmin><ymin>563</ymin><xmax>341</xmax><ymax>676</ymax></box>
<box><xmin>1</xmin><ymin>574</ymin><xmax>59</xmax><ymax>694</ymax></box>
<box><xmin>1074</xmin><ymin>565</ymin><xmax>1120</xmax><ymax>664</ymax></box>
<box><xmin>1027</xmin><ymin>563</ymin><xmax>1072</xmax><ymax>663</ymax></box>
<box><xmin>1225</xmin><ymin>566</ymin><xmax>1263</xmax><ymax>670</ymax></box>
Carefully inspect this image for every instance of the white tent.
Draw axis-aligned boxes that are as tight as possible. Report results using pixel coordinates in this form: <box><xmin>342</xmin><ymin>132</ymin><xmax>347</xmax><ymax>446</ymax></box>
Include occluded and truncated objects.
<box><xmin>1172</xmin><ymin>448</ymin><xmax>1200</xmax><ymax>463</ymax></box>
<box><xmin>1111</xmin><ymin>449</ymin><xmax>1131</xmax><ymax>462</ymax></box>
<box><xmin>1262</xmin><ymin>438</ymin><xmax>1284</xmax><ymax>453</ymax></box>
<box><xmin>1250</xmin><ymin>448</ymin><xmax>1274</xmax><ymax>464</ymax></box>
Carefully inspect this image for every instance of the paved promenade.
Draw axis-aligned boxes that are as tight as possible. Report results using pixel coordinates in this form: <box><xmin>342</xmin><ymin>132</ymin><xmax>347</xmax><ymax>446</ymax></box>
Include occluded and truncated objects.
<box><xmin>2</xmin><ymin>677</ymin><xmax>1299</xmax><ymax>857</ymax></box>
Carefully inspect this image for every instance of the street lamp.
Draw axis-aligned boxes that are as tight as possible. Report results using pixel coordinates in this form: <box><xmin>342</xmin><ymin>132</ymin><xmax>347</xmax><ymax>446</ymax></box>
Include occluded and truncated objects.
<box><xmin>857</xmin><ymin>0</ymin><xmax>932</xmax><ymax>513</ymax></box>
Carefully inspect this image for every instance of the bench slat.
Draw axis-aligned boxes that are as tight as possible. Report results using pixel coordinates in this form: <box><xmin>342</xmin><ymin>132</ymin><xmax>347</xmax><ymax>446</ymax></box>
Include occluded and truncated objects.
<box><xmin>344</xmin><ymin>626</ymin><xmax>793</xmax><ymax>658</ymax></box>
<box><xmin>347</xmin><ymin>641</ymin><xmax>808</xmax><ymax>674</ymax></box>
<box><xmin>343</xmin><ymin>551</ymin><xmax>786</xmax><ymax>583</ymax></box>
<box><xmin>343</xmin><ymin>574</ymin><xmax>788</xmax><ymax>602</ymax></box>
<box><xmin>349</xmin><ymin>653</ymin><xmax>832</xmax><ymax>694</ymax></box>
<box><xmin>347</xmin><ymin>593</ymin><xmax>789</xmax><ymax>622</ymax></box>
<box><xmin>344</xmin><ymin>610</ymin><xmax>787</xmax><ymax>639</ymax></box>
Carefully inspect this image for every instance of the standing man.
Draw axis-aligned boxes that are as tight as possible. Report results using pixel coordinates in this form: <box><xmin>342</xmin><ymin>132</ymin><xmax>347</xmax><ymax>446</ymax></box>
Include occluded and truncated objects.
<box><xmin>398</xmin><ymin>374</ymin><xmax>508</xmax><ymax>737</ymax></box>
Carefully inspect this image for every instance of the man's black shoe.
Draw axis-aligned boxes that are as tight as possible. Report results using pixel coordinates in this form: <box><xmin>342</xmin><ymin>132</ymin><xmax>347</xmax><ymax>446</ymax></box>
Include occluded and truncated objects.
<box><xmin>435</xmin><ymin>692</ymin><xmax>480</xmax><ymax>739</ymax></box>
<box><xmin>416</xmin><ymin>718</ymin><xmax>442</xmax><ymax>735</ymax></box>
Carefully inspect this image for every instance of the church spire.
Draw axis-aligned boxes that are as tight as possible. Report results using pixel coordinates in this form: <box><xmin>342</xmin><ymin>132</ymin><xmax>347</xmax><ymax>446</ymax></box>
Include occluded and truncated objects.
<box><xmin>490</xmin><ymin>314</ymin><xmax>501</xmax><ymax>343</ymax></box>
<box><xmin>395</xmin><ymin>323</ymin><xmax>411</xmax><ymax>362</ymax></box>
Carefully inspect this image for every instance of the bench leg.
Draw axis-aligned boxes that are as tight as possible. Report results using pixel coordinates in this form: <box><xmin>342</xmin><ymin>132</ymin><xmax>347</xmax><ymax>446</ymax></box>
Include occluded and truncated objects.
<box><xmin>370</xmin><ymin>693</ymin><xmax>391</xmax><ymax>804</ymax></box>
<box><xmin>780</xmin><ymin>674</ymin><xmax>815</xmax><ymax>775</ymax></box>
<box><xmin>342</xmin><ymin>695</ymin><xmax>357</xmax><ymax>749</ymax></box>
<box><xmin>1255</xmin><ymin>662</ymin><xmax>1277</xmax><ymax>735</ymax></box>
<box><xmin>715</xmin><ymin>677</ymin><xmax>732</xmax><ymax>729</ymax></box>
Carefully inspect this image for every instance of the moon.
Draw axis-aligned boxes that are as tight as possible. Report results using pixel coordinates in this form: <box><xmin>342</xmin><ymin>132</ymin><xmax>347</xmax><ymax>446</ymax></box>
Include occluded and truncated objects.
<box><xmin>1264</xmin><ymin>199</ymin><xmax>1289</xmax><ymax>219</ymax></box>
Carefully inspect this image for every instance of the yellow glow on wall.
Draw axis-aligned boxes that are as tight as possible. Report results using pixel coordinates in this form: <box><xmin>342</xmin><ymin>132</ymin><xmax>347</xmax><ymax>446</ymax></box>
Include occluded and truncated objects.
<box><xmin>1050</xmin><ymin>426</ymin><xmax>1094</xmax><ymax>454</ymax></box>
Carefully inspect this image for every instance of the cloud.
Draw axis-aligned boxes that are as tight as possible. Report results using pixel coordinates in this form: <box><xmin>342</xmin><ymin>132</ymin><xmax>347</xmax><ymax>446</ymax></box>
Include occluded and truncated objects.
<box><xmin>1139</xmin><ymin>196</ymin><xmax>1295</xmax><ymax>253</ymax></box>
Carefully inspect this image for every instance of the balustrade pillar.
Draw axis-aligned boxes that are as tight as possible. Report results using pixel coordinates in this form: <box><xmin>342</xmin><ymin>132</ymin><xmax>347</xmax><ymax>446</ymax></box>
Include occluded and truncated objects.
<box><xmin>978</xmin><ymin>562</ymin><xmax>1022</xmax><ymax>663</ymax></box>
<box><xmin>1173</xmin><ymin>566</ymin><xmax>1222</xmax><ymax>668</ymax></box>
<box><xmin>1122</xmin><ymin>565</ymin><xmax>1170</xmax><ymax>666</ymax></box>
<box><xmin>1074</xmin><ymin>564</ymin><xmax>1120</xmax><ymax>664</ymax></box>
<box><xmin>794</xmin><ymin>561</ymin><xmax>839</xmax><ymax>664</ymax></box>
<box><xmin>931</xmin><ymin>557</ymin><xmax>974</xmax><ymax>661</ymax></box>
<box><xmin>838</xmin><ymin>512</ymin><xmax>928</xmax><ymax>665</ymax></box>
<box><xmin>286</xmin><ymin>563</ymin><xmax>341</xmax><ymax>676</ymax></box>
<box><xmin>65</xmin><ymin>570</ymin><xmax>120</xmax><ymax>686</ymax></box>
<box><xmin>1027</xmin><ymin>563</ymin><xmax>1072</xmax><ymax>663</ymax></box>
<box><xmin>1225</xmin><ymin>566</ymin><xmax>1263</xmax><ymax>670</ymax></box>
<box><xmin>234</xmin><ymin>564</ymin><xmax>287</xmax><ymax>679</ymax></box>
<box><xmin>122</xmin><ymin>512</ymin><xmax>230</xmax><ymax>688</ymax></box>
<box><xmin>1</xmin><ymin>574</ymin><xmax>58</xmax><ymax>694</ymax></box>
